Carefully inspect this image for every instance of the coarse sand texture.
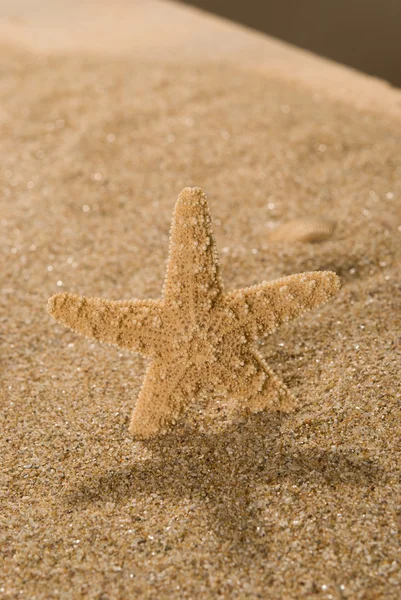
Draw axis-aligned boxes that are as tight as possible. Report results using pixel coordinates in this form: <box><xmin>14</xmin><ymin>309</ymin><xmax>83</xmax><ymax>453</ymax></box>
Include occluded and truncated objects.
<box><xmin>48</xmin><ymin>187</ymin><xmax>340</xmax><ymax>439</ymax></box>
<box><xmin>1</xmin><ymin>26</ymin><xmax>401</xmax><ymax>600</ymax></box>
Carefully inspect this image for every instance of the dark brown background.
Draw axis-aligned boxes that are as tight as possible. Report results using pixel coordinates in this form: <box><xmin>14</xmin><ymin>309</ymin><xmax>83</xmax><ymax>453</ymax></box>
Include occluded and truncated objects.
<box><xmin>180</xmin><ymin>0</ymin><xmax>401</xmax><ymax>87</ymax></box>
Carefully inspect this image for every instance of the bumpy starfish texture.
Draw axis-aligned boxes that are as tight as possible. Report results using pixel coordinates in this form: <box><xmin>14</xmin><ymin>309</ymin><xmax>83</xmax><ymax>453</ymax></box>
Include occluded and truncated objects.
<box><xmin>48</xmin><ymin>187</ymin><xmax>340</xmax><ymax>439</ymax></box>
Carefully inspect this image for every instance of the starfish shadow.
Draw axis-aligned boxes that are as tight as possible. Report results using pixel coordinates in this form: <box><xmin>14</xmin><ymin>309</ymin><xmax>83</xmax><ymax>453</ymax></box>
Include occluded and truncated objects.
<box><xmin>66</xmin><ymin>413</ymin><xmax>383</xmax><ymax>557</ymax></box>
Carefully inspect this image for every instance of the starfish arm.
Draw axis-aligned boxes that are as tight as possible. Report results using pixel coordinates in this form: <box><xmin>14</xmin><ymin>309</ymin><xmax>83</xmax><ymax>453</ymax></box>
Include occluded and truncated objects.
<box><xmin>47</xmin><ymin>293</ymin><xmax>165</xmax><ymax>356</ymax></box>
<box><xmin>237</xmin><ymin>348</ymin><xmax>295</xmax><ymax>412</ymax></box>
<box><xmin>162</xmin><ymin>187</ymin><xmax>224</xmax><ymax>321</ymax></box>
<box><xmin>128</xmin><ymin>358</ymin><xmax>193</xmax><ymax>439</ymax></box>
<box><xmin>226</xmin><ymin>271</ymin><xmax>340</xmax><ymax>337</ymax></box>
<box><xmin>216</xmin><ymin>341</ymin><xmax>295</xmax><ymax>413</ymax></box>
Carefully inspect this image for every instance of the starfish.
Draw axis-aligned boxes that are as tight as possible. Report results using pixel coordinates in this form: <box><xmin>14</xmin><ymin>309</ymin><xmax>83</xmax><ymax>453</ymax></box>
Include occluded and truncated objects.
<box><xmin>48</xmin><ymin>187</ymin><xmax>340</xmax><ymax>439</ymax></box>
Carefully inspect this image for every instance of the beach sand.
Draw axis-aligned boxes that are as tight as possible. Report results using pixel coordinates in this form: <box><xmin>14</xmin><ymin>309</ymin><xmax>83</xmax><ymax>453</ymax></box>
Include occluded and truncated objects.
<box><xmin>1</xmin><ymin>3</ymin><xmax>401</xmax><ymax>599</ymax></box>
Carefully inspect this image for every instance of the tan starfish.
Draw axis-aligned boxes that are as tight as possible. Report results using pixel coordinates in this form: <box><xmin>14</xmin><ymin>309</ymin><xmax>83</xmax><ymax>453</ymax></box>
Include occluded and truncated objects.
<box><xmin>47</xmin><ymin>187</ymin><xmax>340</xmax><ymax>439</ymax></box>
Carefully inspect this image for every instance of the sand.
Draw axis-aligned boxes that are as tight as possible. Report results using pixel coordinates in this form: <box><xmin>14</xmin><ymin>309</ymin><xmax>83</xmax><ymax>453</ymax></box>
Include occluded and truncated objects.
<box><xmin>1</xmin><ymin>3</ymin><xmax>401</xmax><ymax>599</ymax></box>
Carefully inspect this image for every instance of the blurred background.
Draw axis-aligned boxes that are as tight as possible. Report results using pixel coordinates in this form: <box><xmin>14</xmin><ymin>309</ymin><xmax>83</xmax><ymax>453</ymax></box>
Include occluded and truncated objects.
<box><xmin>180</xmin><ymin>0</ymin><xmax>401</xmax><ymax>86</ymax></box>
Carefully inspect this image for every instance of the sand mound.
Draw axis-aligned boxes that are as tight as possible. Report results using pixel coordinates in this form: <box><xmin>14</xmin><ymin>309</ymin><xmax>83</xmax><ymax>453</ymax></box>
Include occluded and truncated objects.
<box><xmin>1</xmin><ymin>45</ymin><xmax>400</xmax><ymax>598</ymax></box>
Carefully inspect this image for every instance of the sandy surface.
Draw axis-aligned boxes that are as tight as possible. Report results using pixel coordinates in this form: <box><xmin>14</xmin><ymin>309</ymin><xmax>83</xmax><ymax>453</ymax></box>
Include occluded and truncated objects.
<box><xmin>1</xmin><ymin>0</ymin><xmax>401</xmax><ymax>117</ymax></box>
<box><xmin>1</xmin><ymin>2</ymin><xmax>401</xmax><ymax>599</ymax></box>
